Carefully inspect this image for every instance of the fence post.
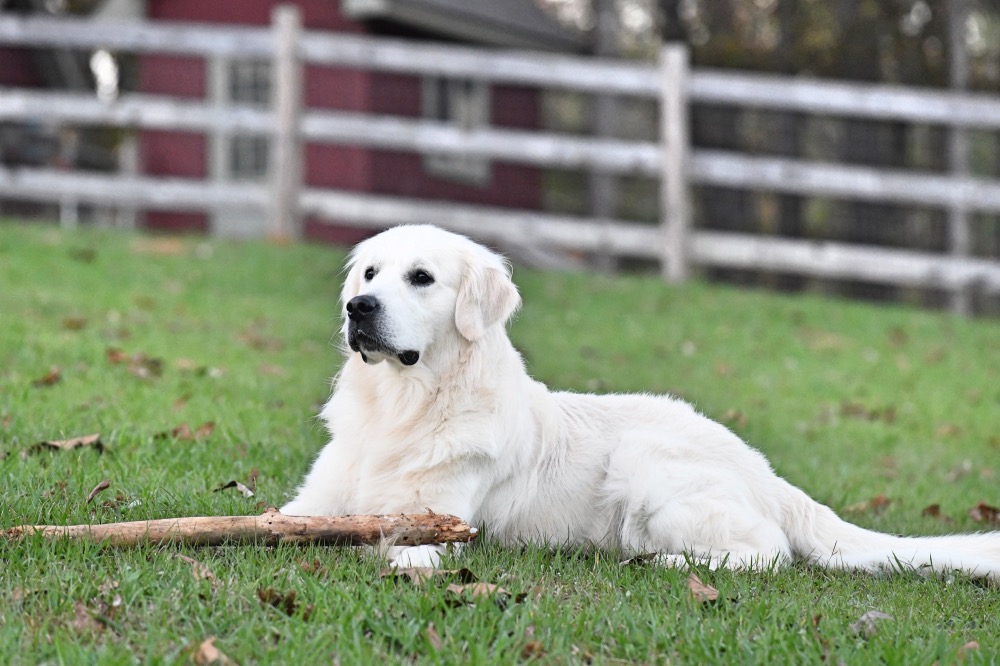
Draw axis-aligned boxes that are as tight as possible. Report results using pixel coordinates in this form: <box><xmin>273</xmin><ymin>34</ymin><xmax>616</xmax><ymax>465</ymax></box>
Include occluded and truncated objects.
<box><xmin>659</xmin><ymin>42</ymin><xmax>691</xmax><ymax>283</ymax></box>
<box><xmin>948</xmin><ymin>0</ymin><xmax>971</xmax><ymax>316</ymax></box>
<box><xmin>270</xmin><ymin>4</ymin><xmax>303</xmax><ymax>241</ymax></box>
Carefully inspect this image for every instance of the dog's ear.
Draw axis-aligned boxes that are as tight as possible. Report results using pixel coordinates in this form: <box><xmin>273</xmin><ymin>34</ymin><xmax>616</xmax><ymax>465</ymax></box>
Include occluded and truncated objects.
<box><xmin>455</xmin><ymin>246</ymin><xmax>521</xmax><ymax>341</ymax></box>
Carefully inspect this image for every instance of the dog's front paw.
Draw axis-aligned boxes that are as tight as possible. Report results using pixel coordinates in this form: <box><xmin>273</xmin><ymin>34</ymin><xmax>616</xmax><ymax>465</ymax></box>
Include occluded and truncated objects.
<box><xmin>388</xmin><ymin>544</ymin><xmax>444</xmax><ymax>569</ymax></box>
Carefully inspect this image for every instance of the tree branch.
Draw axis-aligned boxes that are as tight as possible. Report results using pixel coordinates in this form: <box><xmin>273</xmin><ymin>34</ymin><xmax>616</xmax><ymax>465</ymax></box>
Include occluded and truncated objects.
<box><xmin>3</xmin><ymin>509</ymin><xmax>478</xmax><ymax>547</ymax></box>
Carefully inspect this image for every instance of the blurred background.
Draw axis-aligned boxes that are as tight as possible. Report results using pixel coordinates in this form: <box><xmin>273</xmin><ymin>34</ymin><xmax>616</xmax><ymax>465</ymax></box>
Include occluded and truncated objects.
<box><xmin>1</xmin><ymin>0</ymin><xmax>999</xmax><ymax>314</ymax></box>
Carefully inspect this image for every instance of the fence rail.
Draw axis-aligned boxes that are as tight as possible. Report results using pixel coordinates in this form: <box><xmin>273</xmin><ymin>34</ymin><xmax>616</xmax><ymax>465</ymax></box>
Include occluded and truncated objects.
<box><xmin>1</xmin><ymin>8</ymin><xmax>999</xmax><ymax>308</ymax></box>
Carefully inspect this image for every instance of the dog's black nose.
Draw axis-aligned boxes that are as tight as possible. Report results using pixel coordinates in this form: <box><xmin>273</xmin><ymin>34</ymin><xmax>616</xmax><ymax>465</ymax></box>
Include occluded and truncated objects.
<box><xmin>346</xmin><ymin>295</ymin><xmax>380</xmax><ymax>321</ymax></box>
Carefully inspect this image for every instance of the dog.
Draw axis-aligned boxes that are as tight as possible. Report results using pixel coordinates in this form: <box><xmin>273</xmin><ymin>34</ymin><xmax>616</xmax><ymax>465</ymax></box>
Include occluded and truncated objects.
<box><xmin>282</xmin><ymin>224</ymin><xmax>1000</xmax><ymax>578</ymax></box>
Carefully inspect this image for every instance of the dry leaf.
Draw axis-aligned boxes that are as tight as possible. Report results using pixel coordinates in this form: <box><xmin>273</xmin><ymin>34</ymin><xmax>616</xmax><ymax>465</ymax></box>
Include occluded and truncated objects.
<box><xmin>521</xmin><ymin>640</ymin><xmax>546</xmax><ymax>660</ymax></box>
<box><xmin>446</xmin><ymin>582</ymin><xmax>512</xmax><ymax>599</ymax></box>
<box><xmin>257</xmin><ymin>587</ymin><xmax>312</xmax><ymax>620</ymax></box>
<box><xmin>213</xmin><ymin>480</ymin><xmax>255</xmax><ymax>498</ymax></box>
<box><xmin>86</xmin><ymin>479</ymin><xmax>111</xmax><ymax>504</ymax></box>
<box><xmin>62</xmin><ymin>316</ymin><xmax>87</xmax><ymax>330</ymax></box>
<box><xmin>106</xmin><ymin>347</ymin><xmax>129</xmax><ymax>364</ymax></box>
<box><xmin>128</xmin><ymin>353</ymin><xmax>163</xmax><ymax>380</ymax></box>
<box><xmin>968</xmin><ymin>502</ymin><xmax>1000</xmax><ymax>526</ymax></box>
<box><xmin>619</xmin><ymin>552</ymin><xmax>658</xmax><ymax>566</ymax></box>
<box><xmin>299</xmin><ymin>558</ymin><xmax>328</xmax><ymax>578</ymax></box>
<box><xmin>958</xmin><ymin>641</ymin><xmax>980</xmax><ymax>661</ymax></box>
<box><xmin>106</xmin><ymin>348</ymin><xmax>163</xmax><ymax>378</ymax></box>
<box><xmin>849</xmin><ymin>610</ymin><xmax>893</xmax><ymax>638</ymax></box>
<box><xmin>194</xmin><ymin>636</ymin><xmax>236</xmax><ymax>666</ymax></box>
<box><xmin>131</xmin><ymin>237</ymin><xmax>187</xmax><ymax>256</ymax></box>
<box><xmin>920</xmin><ymin>504</ymin><xmax>942</xmax><ymax>518</ymax></box>
<box><xmin>721</xmin><ymin>408</ymin><xmax>748</xmax><ymax>429</ymax></box>
<box><xmin>380</xmin><ymin>567</ymin><xmax>477</xmax><ymax>586</ymax></box>
<box><xmin>687</xmin><ymin>574</ymin><xmax>719</xmax><ymax>603</ymax></box>
<box><xmin>936</xmin><ymin>423</ymin><xmax>962</xmax><ymax>439</ymax></box>
<box><xmin>157</xmin><ymin>422</ymin><xmax>215</xmax><ymax>442</ymax></box>
<box><xmin>69</xmin><ymin>600</ymin><xmax>105</xmax><ymax>635</ymax></box>
<box><xmin>843</xmin><ymin>494</ymin><xmax>891</xmax><ymax>515</ymax></box>
<box><xmin>31</xmin><ymin>366</ymin><xmax>63</xmax><ymax>387</ymax></box>
<box><xmin>425</xmin><ymin>623</ymin><xmax>442</xmax><ymax>651</ymax></box>
<box><xmin>175</xmin><ymin>554</ymin><xmax>218</xmax><ymax>584</ymax></box>
<box><xmin>799</xmin><ymin>327</ymin><xmax>848</xmax><ymax>352</ymax></box>
<box><xmin>840</xmin><ymin>400</ymin><xmax>896</xmax><ymax>424</ymax></box>
<box><xmin>35</xmin><ymin>433</ymin><xmax>103</xmax><ymax>454</ymax></box>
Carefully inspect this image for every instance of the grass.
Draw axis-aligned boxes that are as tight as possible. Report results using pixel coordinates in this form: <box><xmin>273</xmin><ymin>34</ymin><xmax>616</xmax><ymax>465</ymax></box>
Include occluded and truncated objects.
<box><xmin>1</xmin><ymin>221</ymin><xmax>999</xmax><ymax>665</ymax></box>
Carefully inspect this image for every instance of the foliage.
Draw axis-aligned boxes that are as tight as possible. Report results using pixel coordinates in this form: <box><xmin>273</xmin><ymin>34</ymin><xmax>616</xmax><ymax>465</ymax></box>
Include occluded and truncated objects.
<box><xmin>1</xmin><ymin>223</ymin><xmax>999</xmax><ymax>664</ymax></box>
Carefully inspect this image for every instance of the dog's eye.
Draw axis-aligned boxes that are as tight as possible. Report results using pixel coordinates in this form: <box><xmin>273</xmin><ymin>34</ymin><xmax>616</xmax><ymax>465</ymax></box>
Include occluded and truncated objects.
<box><xmin>363</xmin><ymin>267</ymin><xmax>376</xmax><ymax>281</ymax></box>
<box><xmin>409</xmin><ymin>269</ymin><xmax>434</xmax><ymax>287</ymax></box>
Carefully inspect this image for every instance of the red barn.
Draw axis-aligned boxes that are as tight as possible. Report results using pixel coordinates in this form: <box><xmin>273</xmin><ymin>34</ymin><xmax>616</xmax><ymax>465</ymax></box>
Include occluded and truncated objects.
<box><xmin>138</xmin><ymin>0</ymin><xmax>584</xmax><ymax>242</ymax></box>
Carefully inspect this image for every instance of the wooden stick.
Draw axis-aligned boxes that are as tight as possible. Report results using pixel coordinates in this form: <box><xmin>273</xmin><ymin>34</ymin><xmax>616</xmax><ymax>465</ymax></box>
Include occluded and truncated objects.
<box><xmin>3</xmin><ymin>509</ymin><xmax>478</xmax><ymax>547</ymax></box>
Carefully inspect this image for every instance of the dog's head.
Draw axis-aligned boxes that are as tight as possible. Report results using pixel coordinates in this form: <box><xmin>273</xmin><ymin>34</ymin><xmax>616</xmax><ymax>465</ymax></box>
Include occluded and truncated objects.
<box><xmin>340</xmin><ymin>225</ymin><xmax>521</xmax><ymax>368</ymax></box>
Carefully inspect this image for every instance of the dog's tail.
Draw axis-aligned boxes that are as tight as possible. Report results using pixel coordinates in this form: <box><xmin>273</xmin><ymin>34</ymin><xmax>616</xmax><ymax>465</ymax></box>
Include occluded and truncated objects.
<box><xmin>779</xmin><ymin>481</ymin><xmax>1000</xmax><ymax>580</ymax></box>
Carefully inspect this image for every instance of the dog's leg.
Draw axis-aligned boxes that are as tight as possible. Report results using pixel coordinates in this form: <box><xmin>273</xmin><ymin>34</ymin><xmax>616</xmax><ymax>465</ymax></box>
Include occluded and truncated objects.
<box><xmin>386</xmin><ymin>543</ymin><xmax>466</xmax><ymax>569</ymax></box>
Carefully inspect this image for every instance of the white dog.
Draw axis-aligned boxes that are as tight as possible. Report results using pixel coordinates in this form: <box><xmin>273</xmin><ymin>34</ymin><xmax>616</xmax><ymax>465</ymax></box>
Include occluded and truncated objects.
<box><xmin>282</xmin><ymin>225</ymin><xmax>1000</xmax><ymax>578</ymax></box>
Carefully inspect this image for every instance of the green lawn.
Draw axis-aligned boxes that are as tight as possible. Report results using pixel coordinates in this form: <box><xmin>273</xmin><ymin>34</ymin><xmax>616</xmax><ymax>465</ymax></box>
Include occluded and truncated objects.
<box><xmin>1</xmin><ymin>221</ymin><xmax>998</xmax><ymax>664</ymax></box>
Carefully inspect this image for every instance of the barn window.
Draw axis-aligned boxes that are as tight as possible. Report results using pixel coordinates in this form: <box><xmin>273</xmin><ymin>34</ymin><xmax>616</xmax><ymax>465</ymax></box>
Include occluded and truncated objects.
<box><xmin>226</xmin><ymin>60</ymin><xmax>271</xmax><ymax>179</ymax></box>
<box><xmin>208</xmin><ymin>58</ymin><xmax>271</xmax><ymax>236</ymax></box>
<box><xmin>210</xmin><ymin>59</ymin><xmax>271</xmax><ymax>182</ymax></box>
<box><xmin>421</xmin><ymin>77</ymin><xmax>491</xmax><ymax>184</ymax></box>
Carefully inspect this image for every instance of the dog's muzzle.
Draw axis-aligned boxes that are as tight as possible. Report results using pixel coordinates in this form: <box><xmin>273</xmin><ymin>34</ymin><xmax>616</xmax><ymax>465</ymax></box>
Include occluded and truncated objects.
<box><xmin>345</xmin><ymin>295</ymin><xmax>420</xmax><ymax>366</ymax></box>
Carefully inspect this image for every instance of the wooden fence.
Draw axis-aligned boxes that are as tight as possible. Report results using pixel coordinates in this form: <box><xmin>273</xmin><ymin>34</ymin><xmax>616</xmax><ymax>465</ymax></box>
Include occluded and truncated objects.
<box><xmin>2</xmin><ymin>6</ymin><xmax>1000</xmax><ymax>311</ymax></box>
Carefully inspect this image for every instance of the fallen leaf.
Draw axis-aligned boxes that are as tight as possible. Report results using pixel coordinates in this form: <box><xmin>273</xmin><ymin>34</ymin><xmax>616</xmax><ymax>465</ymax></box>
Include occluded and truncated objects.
<box><xmin>425</xmin><ymin>623</ymin><xmax>442</xmax><ymax>651</ymax></box>
<box><xmin>68</xmin><ymin>247</ymin><xmax>97</xmax><ymax>263</ymax></box>
<box><xmin>446</xmin><ymin>581</ymin><xmax>516</xmax><ymax>600</ymax></box>
<box><xmin>298</xmin><ymin>558</ymin><xmax>328</xmax><ymax>578</ymax></box>
<box><xmin>213</xmin><ymin>480</ymin><xmax>255</xmax><ymax>498</ymax></box>
<box><xmin>721</xmin><ymin>409</ymin><xmax>748</xmax><ymax>428</ymax></box>
<box><xmin>106</xmin><ymin>347</ymin><xmax>129</xmax><ymax>364</ymax></box>
<box><xmin>945</xmin><ymin>460</ymin><xmax>973</xmax><ymax>483</ymax></box>
<box><xmin>257</xmin><ymin>363</ymin><xmax>286</xmax><ymax>377</ymax></box>
<box><xmin>62</xmin><ymin>316</ymin><xmax>87</xmax><ymax>330</ymax></box>
<box><xmin>849</xmin><ymin>610</ymin><xmax>893</xmax><ymax>638</ymax></box>
<box><xmin>799</xmin><ymin>327</ymin><xmax>848</xmax><ymax>352</ymax></box>
<box><xmin>86</xmin><ymin>479</ymin><xmax>111</xmax><ymax>504</ymax></box>
<box><xmin>521</xmin><ymin>640</ymin><xmax>546</xmax><ymax>660</ymax></box>
<box><xmin>257</xmin><ymin>587</ymin><xmax>312</xmax><ymax>620</ymax></box>
<box><xmin>936</xmin><ymin>423</ymin><xmax>962</xmax><ymax>439</ymax></box>
<box><xmin>127</xmin><ymin>353</ymin><xmax>163</xmax><ymax>380</ymax></box>
<box><xmin>69</xmin><ymin>600</ymin><xmax>104</xmax><ymax>635</ymax></box>
<box><xmin>843</xmin><ymin>494</ymin><xmax>891</xmax><ymax>515</ymax></box>
<box><xmin>237</xmin><ymin>331</ymin><xmax>284</xmax><ymax>352</ymax></box>
<box><xmin>131</xmin><ymin>237</ymin><xmax>187</xmax><ymax>256</ymax></box>
<box><xmin>920</xmin><ymin>504</ymin><xmax>942</xmax><ymax>518</ymax></box>
<box><xmin>31</xmin><ymin>366</ymin><xmax>63</xmax><ymax>387</ymax></box>
<box><xmin>34</xmin><ymin>433</ymin><xmax>103</xmax><ymax>454</ymax></box>
<box><xmin>619</xmin><ymin>552</ymin><xmax>658</xmax><ymax>566</ymax></box>
<box><xmin>172</xmin><ymin>394</ymin><xmax>190</xmax><ymax>410</ymax></box>
<box><xmin>379</xmin><ymin>567</ymin><xmax>477</xmax><ymax>586</ymax></box>
<box><xmin>175</xmin><ymin>554</ymin><xmax>218</xmax><ymax>585</ymax></box>
<box><xmin>156</xmin><ymin>422</ymin><xmax>215</xmax><ymax>441</ymax></box>
<box><xmin>887</xmin><ymin>327</ymin><xmax>908</xmax><ymax>347</ymax></box>
<box><xmin>968</xmin><ymin>502</ymin><xmax>1000</xmax><ymax>526</ymax></box>
<box><xmin>687</xmin><ymin>574</ymin><xmax>719</xmax><ymax>603</ymax></box>
<box><xmin>194</xmin><ymin>636</ymin><xmax>236</xmax><ymax>666</ymax></box>
<box><xmin>106</xmin><ymin>348</ymin><xmax>163</xmax><ymax>378</ymax></box>
<box><xmin>840</xmin><ymin>400</ymin><xmax>896</xmax><ymax>424</ymax></box>
<box><xmin>958</xmin><ymin>641</ymin><xmax>980</xmax><ymax>661</ymax></box>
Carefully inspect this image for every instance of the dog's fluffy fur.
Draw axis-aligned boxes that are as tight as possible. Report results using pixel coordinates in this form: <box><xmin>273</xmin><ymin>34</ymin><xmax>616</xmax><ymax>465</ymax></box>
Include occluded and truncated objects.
<box><xmin>283</xmin><ymin>225</ymin><xmax>1000</xmax><ymax>577</ymax></box>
